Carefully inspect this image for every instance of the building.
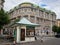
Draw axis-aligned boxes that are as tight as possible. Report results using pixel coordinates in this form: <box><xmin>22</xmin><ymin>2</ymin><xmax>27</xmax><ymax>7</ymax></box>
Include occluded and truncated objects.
<box><xmin>8</xmin><ymin>2</ymin><xmax>56</xmax><ymax>36</ymax></box>
<box><xmin>0</xmin><ymin>0</ymin><xmax>4</xmax><ymax>10</ymax></box>
<box><xmin>56</xmin><ymin>19</ymin><xmax>60</xmax><ymax>27</ymax></box>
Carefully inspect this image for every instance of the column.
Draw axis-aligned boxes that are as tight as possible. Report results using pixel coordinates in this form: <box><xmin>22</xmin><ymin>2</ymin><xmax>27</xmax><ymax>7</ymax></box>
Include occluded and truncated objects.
<box><xmin>16</xmin><ymin>26</ymin><xmax>20</xmax><ymax>43</ymax></box>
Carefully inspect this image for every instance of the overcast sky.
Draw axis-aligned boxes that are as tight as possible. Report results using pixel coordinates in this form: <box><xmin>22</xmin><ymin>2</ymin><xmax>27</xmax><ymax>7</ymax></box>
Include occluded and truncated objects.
<box><xmin>4</xmin><ymin>0</ymin><xmax>60</xmax><ymax>19</ymax></box>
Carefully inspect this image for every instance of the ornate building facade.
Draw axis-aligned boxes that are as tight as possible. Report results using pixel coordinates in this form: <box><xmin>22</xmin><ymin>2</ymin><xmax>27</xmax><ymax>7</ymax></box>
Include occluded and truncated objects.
<box><xmin>9</xmin><ymin>2</ymin><xmax>56</xmax><ymax>35</ymax></box>
<box><xmin>56</xmin><ymin>19</ymin><xmax>60</xmax><ymax>27</ymax></box>
<box><xmin>0</xmin><ymin>0</ymin><xmax>4</xmax><ymax>10</ymax></box>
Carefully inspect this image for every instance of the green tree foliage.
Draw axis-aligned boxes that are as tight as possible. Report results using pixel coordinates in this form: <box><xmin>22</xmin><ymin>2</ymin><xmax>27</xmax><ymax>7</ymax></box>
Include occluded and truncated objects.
<box><xmin>57</xmin><ymin>27</ymin><xmax>60</xmax><ymax>33</ymax></box>
<box><xmin>52</xmin><ymin>25</ymin><xmax>60</xmax><ymax>33</ymax></box>
<box><xmin>0</xmin><ymin>9</ymin><xmax>10</xmax><ymax>29</ymax></box>
<box><xmin>52</xmin><ymin>25</ymin><xmax>58</xmax><ymax>33</ymax></box>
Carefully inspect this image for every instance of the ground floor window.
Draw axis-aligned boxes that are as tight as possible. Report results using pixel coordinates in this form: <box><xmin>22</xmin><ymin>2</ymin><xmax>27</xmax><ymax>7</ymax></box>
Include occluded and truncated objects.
<box><xmin>3</xmin><ymin>29</ymin><xmax>9</xmax><ymax>35</ymax></box>
<box><xmin>26</xmin><ymin>26</ymin><xmax>35</xmax><ymax>37</ymax></box>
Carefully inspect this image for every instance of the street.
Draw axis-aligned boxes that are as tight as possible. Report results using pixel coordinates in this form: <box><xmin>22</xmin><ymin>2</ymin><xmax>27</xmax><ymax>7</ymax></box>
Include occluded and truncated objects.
<box><xmin>0</xmin><ymin>37</ymin><xmax>60</xmax><ymax>45</ymax></box>
<box><xmin>19</xmin><ymin>37</ymin><xmax>60</xmax><ymax>45</ymax></box>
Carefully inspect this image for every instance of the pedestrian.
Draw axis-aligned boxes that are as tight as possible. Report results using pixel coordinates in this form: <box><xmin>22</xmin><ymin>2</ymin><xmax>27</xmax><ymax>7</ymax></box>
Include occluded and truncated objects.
<box><xmin>35</xmin><ymin>33</ymin><xmax>37</xmax><ymax>40</ymax></box>
<box><xmin>35</xmin><ymin>36</ymin><xmax>37</xmax><ymax>40</ymax></box>
<box><xmin>41</xmin><ymin>38</ymin><xmax>43</xmax><ymax>43</ymax></box>
<box><xmin>46</xmin><ymin>31</ymin><xmax>48</xmax><ymax>35</ymax></box>
<box><xmin>40</xmin><ymin>36</ymin><xmax>43</xmax><ymax>43</ymax></box>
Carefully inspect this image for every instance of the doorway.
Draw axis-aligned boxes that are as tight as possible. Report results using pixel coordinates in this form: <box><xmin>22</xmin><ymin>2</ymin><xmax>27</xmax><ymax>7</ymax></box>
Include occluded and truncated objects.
<box><xmin>20</xmin><ymin>29</ymin><xmax>25</xmax><ymax>41</ymax></box>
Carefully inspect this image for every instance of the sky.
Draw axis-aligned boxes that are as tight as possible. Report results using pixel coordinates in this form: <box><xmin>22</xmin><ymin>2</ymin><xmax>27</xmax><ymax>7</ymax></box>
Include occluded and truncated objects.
<box><xmin>4</xmin><ymin>0</ymin><xmax>60</xmax><ymax>19</ymax></box>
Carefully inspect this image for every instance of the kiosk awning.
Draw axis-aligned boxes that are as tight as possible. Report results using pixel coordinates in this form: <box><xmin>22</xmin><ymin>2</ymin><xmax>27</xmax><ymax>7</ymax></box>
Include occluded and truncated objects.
<box><xmin>16</xmin><ymin>18</ymin><xmax>40</xmax><ymax>26</ymax></box>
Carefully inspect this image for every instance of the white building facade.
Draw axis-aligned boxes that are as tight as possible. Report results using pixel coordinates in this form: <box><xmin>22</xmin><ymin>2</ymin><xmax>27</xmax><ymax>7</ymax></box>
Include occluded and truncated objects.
<box><xmin>9</xmin><ymin>2</ymin><xmax>56</xmax><ymax>36</ymax></box>
<box><xmin>0</xmin><ymin>0</ymin><xmax>4</xmax><ymax>10</ymax></box>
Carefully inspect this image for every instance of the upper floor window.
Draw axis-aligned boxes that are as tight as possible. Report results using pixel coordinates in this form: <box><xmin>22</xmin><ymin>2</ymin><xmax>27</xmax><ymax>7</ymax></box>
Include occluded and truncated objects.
<box><xmin>30</xmin><ymin>16</ymin><xmax>34</xmax><ymax>20</ymax></box>
<box><xmin>36</xmin><ymin>18</ymin><xmax>40</xmax><ymax>24</ymax></box>
<box><xmin>28</xmin><ymin>8</ymin><xmax>31</xmax><ymax>11</ymax></box>
<box><xmin>31</xmin><ymin>8</ymin><xmax>33</xmax><ymax>11</ymax></box>
<box><xmin>39</xmin><ymin>10</ymin><xmax>43</xmax><ymax>17</ymax></box>
<box><xmin>30</xmin><ymin>16</ymin><xmax>35</xmax><ymax>23</ymax></box>
<box><xmin>24</xmin><ymin>8</ymin><xmax>27</xmax><ymax>12</ymax></box>
<box><xmin>24</xmin><ymin>15</ymin><xmax>28</xmax><ymax>19</ymax></box>
<box><xmin>19</xmin><ymin>9</ymin><xmax>21</xmax><ymax>12</ymax></box>
<box><xmin>17</xmin><ymin>16</ymin><xmax>21</xmax><ymax>19</ymax></box>
<box><xmin>59</xmin><ymin>23</ymin><xmax>60</xmax><ymax>26</ymax></box>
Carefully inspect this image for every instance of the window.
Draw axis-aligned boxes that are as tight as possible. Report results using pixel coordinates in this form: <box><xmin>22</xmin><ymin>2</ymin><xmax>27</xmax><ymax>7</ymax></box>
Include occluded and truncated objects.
<box><xmin>3</xmin><ymin>28</ymin><xmax>9</xmax><ymax>35</ymax></box>
<box><xmin>30</xmin><ymin>16</ymin><xmax>34</xmax><ymax>19</ymax></box>
<box><xmin>26</xmin><ymin>26</ymin><xmax>35</xmax><ymax>37</ymax></box>
<box><xmin>40</xmin><ymin>11</ymin><xmax>43</xmax><ymax>17</ymax></box>
<box><xmin>30</xmin><ymin>16</ymin><xmax>35</xmax><ymax>23</ymax></box>
<box><xmin>31</xmin><ymin>8</ymin><xmax>33</xmax><ymax>11</ymax></box>
<box><xmin>37</xmin><ymin>18</ymin><xmax>40</xmax><ymax>24</ymax></box>
<box><xmin>28</xmin><ymin>8</ymin><xmax>31</xmax><ymax>11</ymax></box>
<box><xmin>24</xmin><ymin>15</ymin><xmax>28</xmax><ymax>19</ymax></box>
<box><xmin>21</xmin><ymin>8</ymin><xmax>23</xmax><ymax>11</ymax></box>
<box><xmin>59</xmin><ymin>23</ymin><xmax>60</xmax><ymax>26</ymax></box>
<box><xmin>17</xmin><ymin>16</ymin><xmax>21</xmax><ymax>19</ymax></box>
<box><xmin>24</xmin><ymin>8</ymin><xmax>27</xmax><ymax>12</ymax></box>
<box><xmin>19</xmin><ymin>9</ymin><xmax>21</xmax><ymax>12</ymax></box>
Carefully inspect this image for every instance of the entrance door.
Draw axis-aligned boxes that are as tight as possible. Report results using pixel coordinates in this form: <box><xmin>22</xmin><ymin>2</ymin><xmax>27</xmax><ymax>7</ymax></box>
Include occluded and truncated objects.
<box><xmin>21</xmin><ymin>29</ymin><xmax>25</xmax><ymax>41</ymax></box>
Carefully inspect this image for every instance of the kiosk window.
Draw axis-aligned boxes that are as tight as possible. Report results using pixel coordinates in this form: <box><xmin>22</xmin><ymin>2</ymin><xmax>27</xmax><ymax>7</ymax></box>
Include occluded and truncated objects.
<box><xmin>26</xmin><ymin>26</ymin><xmax>35</xmax><ymax>37</ymax></box>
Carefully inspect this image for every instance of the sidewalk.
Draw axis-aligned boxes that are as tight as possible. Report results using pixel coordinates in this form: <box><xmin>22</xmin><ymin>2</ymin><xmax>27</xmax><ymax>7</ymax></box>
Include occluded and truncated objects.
<box><xmin>36</xmin><ymin>35</ymin><xmax>55</xmax><ymax>41</ymax></box>
<box><xmin>0</xmin><ymin>36</ymin><xmax>55</xmax><ymax>45</ymax></box>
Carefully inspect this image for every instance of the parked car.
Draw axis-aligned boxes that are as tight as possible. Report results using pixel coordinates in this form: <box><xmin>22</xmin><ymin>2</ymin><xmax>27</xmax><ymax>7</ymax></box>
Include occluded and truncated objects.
<box><xmin>55</xmin><ymin>33</ymin><xmax>60</xmax><ymax>38</ymax></box>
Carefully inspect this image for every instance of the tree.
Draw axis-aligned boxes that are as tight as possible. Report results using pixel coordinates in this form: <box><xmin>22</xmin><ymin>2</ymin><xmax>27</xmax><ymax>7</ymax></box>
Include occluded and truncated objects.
<box><xmin>0</xmin><ymin>9</ymin><xmax>10</xmax><ymax>29</ymax></box>
<box><xmin>57</xmin><ymin>27</ymin><xmax>60</xmax><ymax>33</ymax></box>
<box><xmin>52</xmin><ymin>25</ymin><xmax>58</xmax><ymax>34</ymax></box>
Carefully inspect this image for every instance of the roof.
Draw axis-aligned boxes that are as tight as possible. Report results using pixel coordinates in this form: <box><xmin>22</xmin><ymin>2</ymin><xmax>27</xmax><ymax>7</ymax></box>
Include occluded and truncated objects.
<box><xmin>20</xmin><ymin>2</ymin><xmax>33</xmax><ymax>5</ymax></box>
<box><xmin>8</xmin><ymin>2</ymin><xmax>56</xmax><ymax>16</ymax></box>
<box><xmin>16</xmin><ymin>17</ymin><xmax>39</xmax><ymax>26</ymax></box>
